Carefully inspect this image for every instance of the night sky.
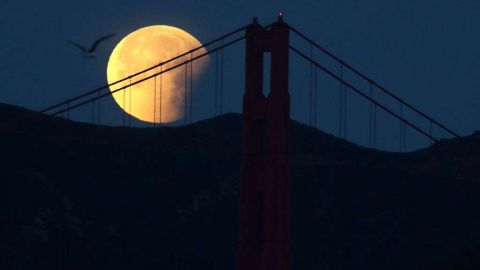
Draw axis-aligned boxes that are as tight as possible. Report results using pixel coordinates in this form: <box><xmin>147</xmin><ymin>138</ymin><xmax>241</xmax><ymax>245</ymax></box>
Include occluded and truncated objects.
<box><xmin>1</xmin><ymin>0</ymin><xmax>479</xmax><ymax>151</ymax></box>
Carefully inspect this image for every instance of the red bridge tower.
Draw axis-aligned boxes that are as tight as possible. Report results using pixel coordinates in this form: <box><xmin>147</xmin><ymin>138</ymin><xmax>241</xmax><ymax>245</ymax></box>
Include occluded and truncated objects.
<box><xmin>236</xmin><ymin>16</ymin><xmax>291</xmax><ymax>270</ymax></box>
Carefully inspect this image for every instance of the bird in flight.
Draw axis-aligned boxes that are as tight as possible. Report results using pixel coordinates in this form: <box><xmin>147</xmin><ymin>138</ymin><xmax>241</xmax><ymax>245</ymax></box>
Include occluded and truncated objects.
<box><xmin>67</xmin><ymin>33</ymin><xmax>115</xmax><ymax>58</ymax></box>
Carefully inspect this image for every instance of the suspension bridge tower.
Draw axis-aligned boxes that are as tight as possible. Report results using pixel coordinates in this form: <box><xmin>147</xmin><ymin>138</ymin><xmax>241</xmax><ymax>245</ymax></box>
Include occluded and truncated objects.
<box><xmin>237</xmin><ymin>15</ymin><xmax>291</xmax><ymax>270</ymax></box>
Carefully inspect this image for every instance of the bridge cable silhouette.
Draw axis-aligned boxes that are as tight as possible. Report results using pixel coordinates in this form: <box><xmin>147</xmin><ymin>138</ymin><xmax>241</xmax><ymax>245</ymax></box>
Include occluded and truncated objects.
<box><xmin>190</xmin><ymin>53</ymin><xmax>194</xmax><ymax>123</ymax></box>
<box><xmin>47</xmin><ymin>35</ymin><xmax>245</xmax><ymax>117</ymax></box>
<box><xmin>220</xmin><ymin>38</ymin><xmax>225</xmax><ymax>114</ymax></box>
<box><xmin>153</xmin><ymin>72</ymin><xmax>157</xmax><ymax>126</ymax></box>
<box><xmin>184</xmin><ymin>62</ymin><xmax>188</xmax><ymax>125</ymax></box>
<box><xmin>308</xmin><ymin>44</ymin><xmax>319</xmax><ymax>128</ymax></box>
<box><xmin>0</xmin><ymin>26</ymin><xmax>248</xmax><ymax>137</ymax></box>
<box><xmin>369</xmin><ymin>83</ymin><xmax>377</xmax><ymax>148</ymax></box>
<box><xmin>289</xmin><ymin>45</ymin><xmax>439</xmax><ymax>142</ymax></box>
<box><xmin>1</xmin><ymin>21</ymin><xmax>459</xmax><ymax>148</ymax></box>
<box><xmin>159</xmin><ymin>66</ymin><xmax>163</xmax><ymax>125</ymax></box>
<box><xmin>37</xmin><ymin>25</ymin><xmax>248</xmax><ymax>116</ymax></box>
<box><xmin>338</xmin><ymin>64</ymin><xmax>347</xmax><ymax>139</ymax></box>
<box><xmin>128</xmin><ymin>78</ymin><xmax>132</xmax><ymax>127</ymax></box>
<box><xmin>122</xmin><ymin>83</ymin><xmax>126</xmax><ymax>126</ymax></box>
<box><xmin>214</xmin><ymin>50</ymin><xmax>219</xmax><ymax>115</ymax></box>
<box><xmin>288</xmin><ymin>25</ymin><xmax>460</xmax><ymax>139</ymax></box>
<box><xmin>213</xmin><ymin>38</ymin><xmax>226</xmax><ymax>116</ymax></box>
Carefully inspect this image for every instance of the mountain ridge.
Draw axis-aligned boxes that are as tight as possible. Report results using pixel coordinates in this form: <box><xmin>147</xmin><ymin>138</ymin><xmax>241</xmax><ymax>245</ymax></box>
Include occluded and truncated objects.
<box><xmin>1</xmin><ymin>102</ymin><xmax>478</xmax><ymax>181</ymax></box>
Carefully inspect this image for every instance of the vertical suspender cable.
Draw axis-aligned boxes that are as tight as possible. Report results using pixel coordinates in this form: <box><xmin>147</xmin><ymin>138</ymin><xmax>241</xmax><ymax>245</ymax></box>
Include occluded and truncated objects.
<box><xmin>403</xmin><ymin>105</ymin><xmax>407</xmax><ymax>151</ymax></box>
<box><xmin>368</xmin><ymin>84</ymin><xmax>378</xmax><ymax>148</ymax></box>
<box><xmin>159</xmin><ymin>66</ymin><xmax>163</xmax><ymax>126</ymax></box>
<box><xmin>344</xmin><ymin>84</ymin><xmax>347</xmax><ymax>137</ymax></box>
<box><xmin>184</xmin><ymin>63</ymin><xmax>188</xmax><ymax>125</ymax></box>
<box><xmin>129</xmin><ymin>78</ymin><xmax>132</xmax><ymax>127</ymax></box>
<box><xmin>339</xmin><ymin>64</ymin><xmax>344</xmax><ymax>137</ymax></box>
<box><xmin>122</xmin><ymin>82</ymin><xmax>126</xmax><ymax>126</ymax></box>
<box><xmin>220</xmin><ymin>38</ymin><xmax>224</xmax><ymax>114</ymax></box>
<box><xmin>373</xmin><ymin>91</ymin><xmax>377</xmax><ymax>148</ymax></box>
<box><xmin>399</xmin><ymin>103</ymin><xmax>404</xmax><ymax>152</ymax></box>
<box><xmin>308</xmin><ymin>44</ymin><xmax>313</xmax><ymax>126</ymax></box>
<box><xmin>314</xmin><ymin>66</ymin><xmax>318</xmax><ymax>128</ymax></box>
<box><xmin>153</xmin><ymin>74</ymin><xmax>157</xmax><ymax>127</ymax></box>
<box><xmin>214</xmin><ymin>50</ymin><xmax>218</xmax><ymax>116</ymax></box>
<box><xmin>190</xmin><ymin>53</ymin><xmax>193</xmax><ymax>124</ymax></box>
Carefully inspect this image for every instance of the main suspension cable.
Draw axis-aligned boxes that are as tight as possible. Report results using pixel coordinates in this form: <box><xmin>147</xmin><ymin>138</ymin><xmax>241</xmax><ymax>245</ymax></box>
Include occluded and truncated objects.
<box><xmin>290</xmin><ymin>45</ymin><xmax>438</xmax><ymax>142</ymax></box>
<box><xmin>288</xmin><ymin>25</ymin><xmax>460</xmax><ymax>138</ymax></box>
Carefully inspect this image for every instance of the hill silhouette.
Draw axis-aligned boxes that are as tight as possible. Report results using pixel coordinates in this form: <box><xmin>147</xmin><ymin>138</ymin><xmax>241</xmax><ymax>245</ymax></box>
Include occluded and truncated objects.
<box><xmin>1</xmin><ymin>102</ymin><xmax>480</xmax><ymax>270</ymax></box>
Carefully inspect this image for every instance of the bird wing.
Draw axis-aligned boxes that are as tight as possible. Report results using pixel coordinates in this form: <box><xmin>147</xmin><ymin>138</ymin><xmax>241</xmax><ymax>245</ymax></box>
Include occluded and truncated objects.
<box><xmin>66</xmin><ymin>40</ymin><xmax>88</xmax><ymax>52</ymax></box>
<box><xmin>89</xmin><ymin>33</ymin><xmax>115</xmax><ymax>52</ymax></box>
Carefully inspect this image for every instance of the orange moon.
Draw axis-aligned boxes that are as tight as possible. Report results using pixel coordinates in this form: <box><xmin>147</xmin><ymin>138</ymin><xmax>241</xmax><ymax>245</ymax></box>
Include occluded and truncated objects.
<box><xmin>106</xmin><ymin>25</ymin><xmax>209</xmax><ymax>123</ymax></box>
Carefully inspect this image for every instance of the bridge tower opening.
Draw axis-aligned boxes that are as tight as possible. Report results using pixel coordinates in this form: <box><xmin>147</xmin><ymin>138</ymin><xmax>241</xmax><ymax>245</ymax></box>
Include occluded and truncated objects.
<box><xmin>237</xmin><ymin>15</ymin><xmax>291</xmax><ymax>270</ymax></box>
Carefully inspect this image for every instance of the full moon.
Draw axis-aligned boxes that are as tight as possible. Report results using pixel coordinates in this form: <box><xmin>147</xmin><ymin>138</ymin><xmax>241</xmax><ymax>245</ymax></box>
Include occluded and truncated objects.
<box><xmin>107</xmin><ymin>25</ymin><xmax>209</xmax><ymax>123</ymax></box>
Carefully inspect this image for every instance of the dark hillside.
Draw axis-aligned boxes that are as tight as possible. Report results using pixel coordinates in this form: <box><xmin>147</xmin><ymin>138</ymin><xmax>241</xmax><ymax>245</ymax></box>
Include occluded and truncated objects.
<box><xmin>0</xmin><ymin>103</ymin><xmax>479</xmax><ymax>270</ymax></box>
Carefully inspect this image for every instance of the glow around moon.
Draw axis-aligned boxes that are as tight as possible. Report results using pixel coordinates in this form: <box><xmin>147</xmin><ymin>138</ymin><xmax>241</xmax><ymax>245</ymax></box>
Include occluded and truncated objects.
<box><xmin>107</xmin><ymin>25</ymin><xmax>209</xmax><ymax>123</ymax></box>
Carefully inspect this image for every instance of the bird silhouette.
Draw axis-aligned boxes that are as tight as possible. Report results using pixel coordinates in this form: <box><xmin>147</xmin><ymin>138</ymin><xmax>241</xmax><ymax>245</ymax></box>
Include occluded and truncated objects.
<box><xmin>67</xmin><ymin>33</ymin><xmax>115</xmax><ymax>58</ymax></box>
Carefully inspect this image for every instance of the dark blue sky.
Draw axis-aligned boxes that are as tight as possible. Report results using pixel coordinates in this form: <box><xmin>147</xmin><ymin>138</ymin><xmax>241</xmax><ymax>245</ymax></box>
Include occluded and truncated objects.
<box><xmin>1</xmin><ymin>0</ymin><xmax>479</xmax><ymax>151</ymax></box>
